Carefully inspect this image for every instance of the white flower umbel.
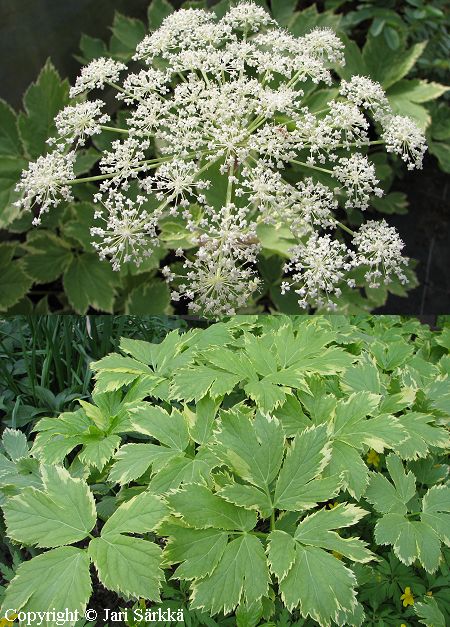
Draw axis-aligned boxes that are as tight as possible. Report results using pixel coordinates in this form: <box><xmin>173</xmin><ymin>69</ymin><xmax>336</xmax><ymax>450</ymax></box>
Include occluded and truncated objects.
<box><xmin>381</xmin><ymin>115</ymin><xmax>427</xmax><ymax>170</ymax></box>
<box><xmin>49</xmin><ymin>100</ymin><xmax>109</xmax><ymax>147</ymax></box>
<box><xmin>17</xmin><ymin>1</ymin><xmax>428</xmax><ymax>313</ymax></box>
<box><xmin>165</xmin><ymin>204</ymin><xmax>261</xmax><ymax>314</ymax></box>
<box><xmin>69</xmin><ymin>57</ymin><xmax>126</xmax><ymax>97</ymax></box>
<box><xmin>91</xmin><ymin>192</ymin><xmax>159</xmax><ymax>271</ymax></box>
<box><xmin>339</xmin><ymin>76</ymin><xmax>390</xmax><ymax>118</ymax></box>
<box><xmin>351</xmin><ymin>219</ymin><xmax>408</xmax><ymax>287</ymax></box>
<box><xmin>282</xmin><ymin>234</ymin><xmax>352</xmax><ymax>310</ymax></box>
<box><xmin>332</xmin><ymin>154</ymin><xmax>383</xmax><ymax>210</ymax></box>
<box><xmin>15</xmin><ymin>151</ymin><xmax>76</xmax><ymax>224</ymax></box>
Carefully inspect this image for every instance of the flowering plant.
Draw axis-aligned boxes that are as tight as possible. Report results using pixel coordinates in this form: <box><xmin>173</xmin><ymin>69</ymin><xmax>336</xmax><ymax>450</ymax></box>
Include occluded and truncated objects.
<box><xmin>11</xmin><ymin>1</ymin><xmax>430</xmax><ymax>315</ymax></box>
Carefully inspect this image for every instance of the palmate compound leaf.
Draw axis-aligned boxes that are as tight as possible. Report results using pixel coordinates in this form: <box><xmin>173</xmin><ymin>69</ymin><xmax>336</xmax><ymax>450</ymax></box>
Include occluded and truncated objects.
<box><xmin>367</xmin><ymin>455</ymin><xmax>450</xmax><ymax>572</ymax></box>
<box><xmin>325</xmin><ymin>392</ymin><xmax>407</xmax><ymax>499</ymax></box>
<box><xmin>162</xmin><ymin>486</ymin><xmax>269</xmax><ymax>615</ymax></box>
<box><xmin>213</xmin><ymin>410</ymin><xmax>285</xmax><ymax>492</ymax></box>
<box><xmin>31</xmin><ymin>408</ymin><xmax>121</xmax><ymax>470</ymax></box>
<box><xmin>274</xmin><ymin>424</ymin><xmax>341</xmax><ymax>511</ymax></box>
<box><xmin>268</xmin><ymin>505</ymin><xmax>374</xmax><ymax>627</ymax></box>
<box><xmin>108</xmin><ymin>402</ymin><xmax>217</xmax><ymax>493</ymax></box>
<box><xmin>88</xmin><ymin>491</ymin><xmax>167</xmax><ymax>601</ymax></box>
<box><xmin>0</xmin><ymin>547</ymin><xmax>91</xmax><ymax>627</ymax></box>
<box><xmin>414</xmin><ymin>596</ymin><xmax>446</xmax><ymax>627</ymax></box>
<box><xmin>3</xmin><ymin>464</ymin><xmax>96</xmax><ymax>548</ymax></box>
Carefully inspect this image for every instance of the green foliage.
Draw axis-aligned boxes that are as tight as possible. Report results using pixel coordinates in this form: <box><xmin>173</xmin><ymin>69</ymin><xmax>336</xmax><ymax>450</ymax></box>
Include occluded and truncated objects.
<box><xmin>323</xmin><ymin>0</ymin><xmax>450</xmax><ymax>173</ymax></box>
<box><xmin>1</xmin><ymin>1</ymin><xmax>448</xmax><ymax>313</ymax></box>
<box><xmin>1</xmin><ymin>315</ymin><xmax>449</xmax><ymax>625</ymax></box>
<box><xmin>0</xmin><ymin>315</ymin><xmax>187</xmax><ymax>432</ymax></box>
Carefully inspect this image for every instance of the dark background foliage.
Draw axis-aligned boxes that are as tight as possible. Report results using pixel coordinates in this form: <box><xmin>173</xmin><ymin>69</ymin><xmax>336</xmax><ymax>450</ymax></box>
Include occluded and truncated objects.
<box><xmin>0</xmin><ymin>0</ymin><xmax>449</xmax><ymax>313</ymax></box>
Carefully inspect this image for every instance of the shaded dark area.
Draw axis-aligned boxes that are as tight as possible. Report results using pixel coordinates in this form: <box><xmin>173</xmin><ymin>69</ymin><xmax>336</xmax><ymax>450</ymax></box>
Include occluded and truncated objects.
<box><xmin>0</xmin><ymin>0</ymin><xmax>151</xmax><ymax>107</ymax></box>
<box><xmin>377</xmin><ymin>156</ymin><xmax>450</xmax><ymax>314</ymax></box>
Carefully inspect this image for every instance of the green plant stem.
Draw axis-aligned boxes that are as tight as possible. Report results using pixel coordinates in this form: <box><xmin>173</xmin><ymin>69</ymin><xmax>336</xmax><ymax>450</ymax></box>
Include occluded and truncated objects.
<box><xmin>270</xmin><ymin>510</ymin><xmax>276</xmax><ymax>531</ymax></box>
<box><xmin>100</xmin><ymin>125</ymin><xmax>129</xmax><ymax>134</ymax></box>
<box><xmin>289</xmin><ymin>159</ymin><xmax>334</xmax><ymax>175</ymax></box>
<box><xmin>337</xmin><ymin>220</ymin><xmax>355</xmax><ymax>236</ymax></box>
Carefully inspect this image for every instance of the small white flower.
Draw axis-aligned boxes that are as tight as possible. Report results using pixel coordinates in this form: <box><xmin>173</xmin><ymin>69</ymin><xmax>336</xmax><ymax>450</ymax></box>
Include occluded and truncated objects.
<box><xmin>332</xmin><ymin>153</ymin><xmax>383</xmax><ymax>210</ymax></box>
<box><xmin>91</xmin><ymin>192</ymin><xmax>159</xmax><ymax>270</ymax></box>
<box><xmin>141</xmin><ymin>159</ymin><xmax>209</xmax><ymax>208</ymax></box>
<box><xmin>221</xmin><ymin>2</ymin><xmax>274</xmax><ymax>33</ymax></box>
<box><xmin>99</xmin><ymin>137</ymin><xmax>150</xmax><ymax>187</ymax></box>
<box><xmin>301</xmin><ymin>27</ymin><xmax>345</xmax><ymax>65</ymax></box>
<box><xmin>15</xmin><ymin>151</ymin><xmax>76</xmax><ymax>224</ymax></box>
<box><xmin>350</xmin><ymin>219</ymin><xmax>408</xmax><ymax>287</ymax></box>
<box><xmin>381</xmin><ymin>115</ymin><xmax>427</xmax><ymax>170</ymax></box>
<box><xmin>134</xmin><ymin>9</ymin><xmax>215</xmax><ymax>62</ymax></box>
<box><xmin>283</xmin><ymin>233</ymin><xmax>351</xmax><ymax>310</ymax></box>
<box><xmin>70</xmin><ymin>57</ymin><xmax>126</xmax><ymax>97</ymax></box>
<box><xmin>50</xmin><ymin>100</ymin><xmax>109</xmax><ymax>147</ymax></box>
<box><xmin>339</xmin><ymin>75</ymin><xmax>391</xmax><ymax>118</ymax></box>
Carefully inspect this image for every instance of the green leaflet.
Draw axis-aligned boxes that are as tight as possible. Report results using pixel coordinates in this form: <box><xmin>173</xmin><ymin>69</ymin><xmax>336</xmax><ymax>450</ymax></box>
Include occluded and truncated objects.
<box><xmin>414</xmin><ymin>596</ymin><xmax>446</xmax><ymax>627</ymax></box>
<box><xmin>167</xmin><ymin>484</ymin><xmax>257</xmax><ymax>532</ymax></box>
<box><xmin>0</xmin><ymin>429</ymin><xmax>42</xmax><ymax>498</ymax></box>
<box><xmin>191</xmin><ymin>534</ymin><xmax>270</xmax><ymax>615</ymax></box>
<box><xmin>88</xmin><ymin>535</ymin><xmax>163</xmax><ymax>601</ymax></box>
<box><xmin>0</xmin><ymin>547</ymin><xmax>91</xmax><ymax>627</ymax></box>
<box><xmin>3</xmin><ymin>464</ymin><xmax>96</xmax><ymax>548</ymax></box>
<box><xmin>274</xmin><ymin>424</ymin><xmax>341</xmax><ymax>511</ymax></box>
<box><xmin>2</xmin><ymin>428</ymin><xmax>29</xmax><ymax>460</ymax></box>
<box><xmin>88</xmin><ymin>492</ymin><xmax>167</xmax><ymax>600</ymax></box>
<box><xmin>213</xmin><ymin>410</ymin><xmax>284</xmax><ymax>492</ymax></box>
<box><xmin>368</xmin><ymin>455</ymin><xmax>450</xmax><ymax>572</ymax></box>
<box><xmin>129</xmin><ymin>403</ymin><xmax>190</xmax><ymax>451</ymax></box>
<box><xmin>279</xmin><ymin>545</ymin><xmax>362</xmax><ymax>625</ymax></box>
<box><xmin>267</xmin><ymin>506</ymin><xmax>374</xmax><ymax>626</ymax></box>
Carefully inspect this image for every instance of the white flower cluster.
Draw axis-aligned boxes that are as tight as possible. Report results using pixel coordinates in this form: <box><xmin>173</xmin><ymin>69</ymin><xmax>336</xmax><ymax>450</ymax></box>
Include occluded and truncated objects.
<box><xmin>14</xmin><ymin>1</ymin><xmax>427</xmax><ymax>313</ymax></box>
<box><xmin>49</xmin><ymin>100</ymin><xmax>110</xmax><ymax>147</ymax></box>
<box><xmin>15</xmin><ymin>151</ymin><xmax>76</xmax><ymax>225</ymax></box>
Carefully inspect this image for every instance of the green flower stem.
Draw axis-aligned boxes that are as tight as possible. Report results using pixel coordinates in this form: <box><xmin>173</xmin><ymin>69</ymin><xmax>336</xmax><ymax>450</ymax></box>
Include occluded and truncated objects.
<box><xmin>107</xmin><ymin>81</ymin><xmax>146</xmax><ymax>105</ymax></box>
<box><xmin>337</xmin><ymin>221</ymin><xmax>355</xmax><ymax>237</ymax></box>
<box><xmin>226</xmin><ymin>163</ymin><xmax>234</xmax><ymax>205</ymax></box>
<box><xmin>289</xmin><ymin>159</ymin><xmax>334</xmax><ymax>175</ymax></box>
<box><xmin>66</xmin><ymin>161</ymin><xmax>162</xmax><ymax>185</ymax></box>
<box><xmin>99</xmin><ymin>125</ymin><xmax>129</xmax><ymax>134</ymax></box>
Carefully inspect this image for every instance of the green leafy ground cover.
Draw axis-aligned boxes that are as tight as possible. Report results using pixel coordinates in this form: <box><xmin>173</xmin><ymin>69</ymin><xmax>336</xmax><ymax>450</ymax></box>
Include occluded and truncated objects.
<box><xmin>0</xmin><ymin>315</ymin><xmax>449</xmax><ymax>626</ymax></box>
<box><xmin>0</xmin><ymin>0</ymin><xmax>448</xmax><ymax>314</ymax></box>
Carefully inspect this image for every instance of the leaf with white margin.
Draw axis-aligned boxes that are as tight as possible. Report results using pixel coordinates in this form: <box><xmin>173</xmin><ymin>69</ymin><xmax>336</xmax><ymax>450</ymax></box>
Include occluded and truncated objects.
<box><xmin>3</xmin><ymin>464</ymin><xmax>96</xmax><ymax>547</ymax></box>
<box><xmin>88</xmin><ymin>534</ymin><xmax>163</xmax><ymax>601</ymax></box>
<box><xmin>277</xmin><ymin>544</ymin><xmax>359</xmax><ymax>625</ymax></box>
<box><xmin>274</xmin><ymin>424</ymin><xmax>340</xmax><ymax>511</ymax></box>
<box><xmin>101</xmin><ymin>491</ymin><xmax>168</xmax><ymax>536</ymax></box>
<box><xmin>421</xmin><ymin>485</ymin><xmax>450</xmax><ymax>546</ymax></box>
<box><xmin>0</xmin><ymin>547</ymin><xmax>91</xmax><ymax>627</ymax></box>
<box><xmin>2</xmin><ymin>428</ymin><xmax>29</xmax><ymax>460</ymax></box>
<box><xmin>190</xmin><ymin>534</ymin><xmax>269</xmax><ymax>615</ymax></box>
<box><xmin>375</xmin><ymin>514</ymin><xmax>441</xmax><ymax>573</ymax></box>
<box><xmin>294</xmin><ymin>504</ymin><xmax>373</xmax><ymax>562</ymax></box>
